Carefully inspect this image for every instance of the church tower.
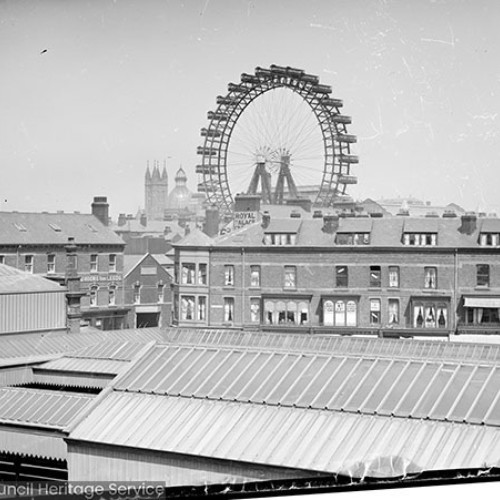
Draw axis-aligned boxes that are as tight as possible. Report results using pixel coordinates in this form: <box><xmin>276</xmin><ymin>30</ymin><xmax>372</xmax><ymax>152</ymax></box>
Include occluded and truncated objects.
<box><xmin>145</xmin><ymin>160</ymin><xmax>169</xmax><ymax>220</ymax></box>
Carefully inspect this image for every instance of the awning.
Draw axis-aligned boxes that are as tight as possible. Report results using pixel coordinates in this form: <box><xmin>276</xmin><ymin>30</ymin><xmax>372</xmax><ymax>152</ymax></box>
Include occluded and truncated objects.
<box><xmin>464</xmin><ymin>297</ymin><xmax>500</xmax><ymax>308</ymax></box>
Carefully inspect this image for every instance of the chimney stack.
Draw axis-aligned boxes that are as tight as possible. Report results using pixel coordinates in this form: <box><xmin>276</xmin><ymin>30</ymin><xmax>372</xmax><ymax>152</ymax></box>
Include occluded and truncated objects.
<box><xmin>459</xmin><ymin>212</ymin><xmax>477</xmax><ymax>235</ymax></box>
<box><xmin>203</xmin><ymin>205</ymin><xmax>220</xmax><ymax>238</ymax></box>
<box><xmin>322</xmin><ymin>214</ymin><xmax>339</xmax><ymax>234</ymax></box>
<box><xmin>91</xmin><ymin>196</ymin><xmax>109</xmax><ymax>226</ymax></box>
<box><xmin>261</xmin><ymin>211</ymin><xmax>271</xmax><ymax>229</ymax></box>
<box><xmin>140</xmin><ymin>213</ymin><xmax>148</xmax><ymax>227</ymax></box>
<box><xmin>65</xmin><ymin>237</ymin><xmax>83</xmax><ymax>334</ymax></box>
<box><xmin>118</xmin><ymin>213</ymin><xmax>127</xmax><ymax>226</ymax></box>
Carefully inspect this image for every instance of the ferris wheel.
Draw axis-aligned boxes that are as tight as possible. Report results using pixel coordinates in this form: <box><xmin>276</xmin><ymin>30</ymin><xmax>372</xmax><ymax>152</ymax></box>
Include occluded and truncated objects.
<box><xmin>196</xmin><ymin>65</ymin><xmax>358</xmax><ymax>217</ymax></box>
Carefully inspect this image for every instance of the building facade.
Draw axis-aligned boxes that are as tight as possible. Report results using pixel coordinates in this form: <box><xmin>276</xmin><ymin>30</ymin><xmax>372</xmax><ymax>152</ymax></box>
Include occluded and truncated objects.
<box><xmin>173</xmin><ymin>212</ymin><xmax>500</xmax><ymax>337</ymax></box>
<box><xmin>123</xmin><ymin>253</ymin><xmax>173</xmax><ymax>328</ymax></box>
<box><xmin>0</xmin><ymin>202</ymin><xmax>129</xmax><ymax>330</ymax></box>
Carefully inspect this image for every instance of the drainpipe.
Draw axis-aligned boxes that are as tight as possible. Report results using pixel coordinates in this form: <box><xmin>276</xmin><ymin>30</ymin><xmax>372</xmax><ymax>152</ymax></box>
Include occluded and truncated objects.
<box><xmin>241</xmin><ymin>247</ymin><xmax>245</xmax><ymax>328</ymax></box>
<box><xmin>452</xmin><ymin>248</ymin><xmax>458</xmax><ymax>337</ymax></box>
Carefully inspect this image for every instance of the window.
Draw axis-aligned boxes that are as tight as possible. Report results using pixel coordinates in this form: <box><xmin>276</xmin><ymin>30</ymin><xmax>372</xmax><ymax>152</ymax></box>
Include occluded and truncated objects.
<box><xmin>47</xmin><ymin>254</ymin><xmax>56</xmax><ymax>274</ymax></box>
<box><xmin>467</xmin><ymin>306</ymin><xmax>499</xmax><ymax>325</ymax></box>
<box><xmin>264</xmin><ymin>233</ymin><xmax>297</xmax><ymax>245</ymax></box>
<box><xmin>0</xmin><ymin>256</ymin><xmax>4</xmax><ymax>265</ymax></box>
<box><xmin>250</xmin><ymin>266</ymin><xmax>261</xmax><ymax>287</ymax></box>
<box><xmin>479</xmin><ymin>233</ymin><xmax>500</xmax><ymax>246</ymax></box>
<box><xmin>413</xmin><ymin>302</ymin><xmax>448</xmax><ymax>328</ymax></box>
<box><xmin>224</xmin><ymin>265</ymin><xmax>234</xmax><ymax>286</ymax></box>
<box><xmin>284</xmin><ymin>266</ymin><xmax>297</xmax><ymax>288</ymax></box>
<box><xmin>424</xmin><ymin>267</ymin><xmax>437</xmax><ymax>289</ymax></box>
<box><xmin>48</xmin><ymin>223</ymin><xmax>62</xmax><ymax>232</ymax></box>
<box><xmin>403</xmin><ymin>233</ymin><xmax>437</xmax><ymax>246</ymax></box>
<box><xmin>370</xmin><ymin>299</ymin><xmax>381</xmax><ymax>325</ymax></box>
<box><xmin>477</xmin><ymin>264</ymin><xmax>490</xmax><ymax>287</ymax></box>
<box><xmin>198</xmin><ymin>264</ymin><xmax>208</xmax><ymax>285</ymax></box>
<box><xmin>198</xmin><ymin>296</ymin><xmax>207</xmax><ymax>321</ymax></box>
<box><xmin>157</xmin><ymin>283</ymin><xmax>164</xmax><ymax>303</ymax></box>
<box><xmin>388</xmin><ymin>299</ymin><xmax>399</xmax><ymax>325</ymax></box>
<box><xmin>336</xmin><ymin>266</ymin><xmax>348</xmax><ymax>287</ymax></box>
<box><xmin>181</xmin><ymin>263</ymin><xmax>196</xmax><ymax>284</ymax></box>
<box><xmin>133</xmin><ymin>284</ymin><xmax>141</xmax><ymax>304</ymax></box>
<box><xmin>181</xmin><ymin>296</ymin><xmax>195</xmax><ymax>320</ymax></box>
<box><xmin>90</xmin><ymin>286</ymin><xmax>98</xmax><ymax>307</ymax></box>
<box><xmin>389</xmin><ymin>266</ymin><xmax>400</xmax><ymax>288</ymax></box>
<box><xmin>90</xmin><ymin>254</ymin><xmax>98</xmax><ymax>273</ymax></box>
<box><xmin>369</xmin><ymin>266</ymin><xmax>381</xmax><ymax>288</ymax></box>
<box><xmin>264</xmin><ymin>299</ymin><xmax>309</xmax><ymax>326</ymax></box>
<box><xmin>323</xmin><ymin>299</ymin><xmax>357</xmax><ymax>327</ymax></box>
<box><xmin>24</xmin><ymin>255</ymin><xmax>34</xmax><ymax>274</ymax></box>
<box><xmin>224</xmin><ymin>297</ymin><xmax>235</xmax><ymax>322</ymax></box>
<box><xmin>109</xmin><ymin>254</ymin><xmax>117</xmax><ymax>273</ymax></box>
<box><xmin>335</xmin><ymin>233</ymin><xmax>370</xmax><ymax>245</ymax></box>
<box><xmin>108</xmin><ymin>286</ymin><xmax>116</xmax><ymax>306</ymax></box>
<box><xmin>250</xmin><ymin>298</ymin><xmax>260</xmax><ymax>323</ymax></box>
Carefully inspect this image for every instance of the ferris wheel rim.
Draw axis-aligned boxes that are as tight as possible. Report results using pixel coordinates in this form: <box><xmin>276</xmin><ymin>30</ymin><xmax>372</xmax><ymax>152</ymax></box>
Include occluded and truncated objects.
<box><xmin>197</xmin><ymin>65</ymin><xmax>358</xmax><ymax>216</ymax></box>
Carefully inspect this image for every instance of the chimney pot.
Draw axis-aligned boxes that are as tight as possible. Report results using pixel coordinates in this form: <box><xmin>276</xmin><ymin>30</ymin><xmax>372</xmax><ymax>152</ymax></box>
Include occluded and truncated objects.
<box><xmin>322</xmin><ymin>214</ymin><xmax>339</xmax><ymax>234</ymax></box>
<box><xmin>261</xmin><ymin>211</ymin><xmax>271</xmax><ymax>229</ymax></box>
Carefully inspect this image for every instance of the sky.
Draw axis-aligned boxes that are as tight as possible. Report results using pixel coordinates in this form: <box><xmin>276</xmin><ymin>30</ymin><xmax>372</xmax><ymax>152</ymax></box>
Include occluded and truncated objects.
<box><xmin>1</xmin><ymin>0</ymin><xmax>499</xmax><ymax>218</ymax></box>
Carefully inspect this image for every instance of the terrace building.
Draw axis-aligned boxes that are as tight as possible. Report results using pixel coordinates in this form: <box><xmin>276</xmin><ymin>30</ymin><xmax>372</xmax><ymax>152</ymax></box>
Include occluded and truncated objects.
<box><xmin>172</xmin><ymin>211</ymin><xmax>500</xmax><ymax>338</ymax></box>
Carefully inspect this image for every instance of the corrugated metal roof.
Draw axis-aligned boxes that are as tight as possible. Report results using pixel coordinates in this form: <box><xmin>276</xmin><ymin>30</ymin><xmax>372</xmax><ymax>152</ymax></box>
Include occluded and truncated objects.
<box><xmin>35</xmin><ymin>357</ymin><xmax>128</xmax><ymax>374</ymax></box>
<box><xmin>0</xmin><ymin>212</ymin><xmax>124</xmax><ymax>246</ymax></box>
<box><xmin>0</xmin><ymin>387</ymin><xmax>94</xmax><ymax>429</ymax></box>
<box><xmin>0</xmin><ymin>427</ymin><xmax>66</xmax><ymax>460</ymax></box>
<box><xmin>164</xmin><ymin>328</ymin><xmax>500</xmax><ymax>364</ymax></box>
<box><xmin>0</xmin><ymin>366</ymin><xmax>34</xmax><ymax>387</ymax></box>
<box><xmin>113</xmin><ymin>344</ymin><xmax>500</xmax><ymax>427</ymax></box>
<box><xmin>69</xmin><ymin>392</ymin><xmax>500</xmax><ymax>478</ymax></box>
<box><xmin>71</xmin><ymin>340</ymin><xmax>150</xmax><ymax>361</ymax></box>
<box><xmin>0</xmin><ymin>264</ymin><xmax>66</xmax><ymax>293</ymax></box>
<box><xmin>32</xmin><ymin>372</ymin><xmax>113</xmax><ymax>389</ymax></box>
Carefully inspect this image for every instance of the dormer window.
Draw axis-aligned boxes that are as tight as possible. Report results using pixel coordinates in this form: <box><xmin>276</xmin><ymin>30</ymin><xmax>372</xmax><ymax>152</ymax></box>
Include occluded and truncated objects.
<box><xmin>263</xmin><ymin>233</ymin><xmax>297</xmax><ymax>245</ymax></box>
<box><xmin>13</xmin><ymin>223</ymin><xmax>27</xmax><ymax>232</ymax></box>
<box><xmin>335</xmin><ymin>233</ymin><xmax>370</xmax><ymax>245</ymax></box>
<box><xmin>48</xmin><ymin>223</ymin><xmax>62</xmax><ymax>232</ymax></box>
<box><xmin>479</xmin><ymin>233</ymin><xmax>500</xmax><ymax>246</ymax></box>
<box><xmin>403</xmin><ymin>233</ymin><xmax>437</xmax><ymax>246</ymax></box>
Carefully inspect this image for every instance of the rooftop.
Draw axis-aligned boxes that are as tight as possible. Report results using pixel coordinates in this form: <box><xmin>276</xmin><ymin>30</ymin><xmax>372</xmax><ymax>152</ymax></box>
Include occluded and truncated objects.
<box><xmin>0</xmin><ymin>264</ymin><xmax>66</xmax><ymax>294</ymax></box>
<box><xmin>0</xmin><ymin>212</ymin><xmax>124</xmax><ymax>246</ymax></box>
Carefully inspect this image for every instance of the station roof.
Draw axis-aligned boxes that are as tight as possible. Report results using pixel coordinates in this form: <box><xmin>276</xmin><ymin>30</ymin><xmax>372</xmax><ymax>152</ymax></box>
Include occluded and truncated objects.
<box><xmin>0</xmin><ymin>212</ymin><xmax>124</xmax><ymax>246</ymax></box>
<box><xmin>69</xmin><ymin>390</ymin><xmax>500</xmax><ymax>479</ymax></box>
<box><xmin>0</xmin><ymin>264</ymin><xmax>65</xmax><ymax>294</ymax></box>
<box><xmin>69</xmin><ymin>331</ymin><xmax>500</xmax><ymax>478</ymax></box>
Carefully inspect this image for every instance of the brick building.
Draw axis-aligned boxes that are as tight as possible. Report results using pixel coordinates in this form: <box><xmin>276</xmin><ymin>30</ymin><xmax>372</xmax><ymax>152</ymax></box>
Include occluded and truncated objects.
<box><xmin>0</xmin><ymin>199</ymin><xmax>129</xmax><ymax>330</ymax></box>
<box><xmin>123</xmin><ymin>253</ymin><xmax>173</xmax><ymax>328</ymax></box>
<box><xmin>173</xmin><ymin>211</ymin><xmax>500</xmax><ymax>337</ymax></box>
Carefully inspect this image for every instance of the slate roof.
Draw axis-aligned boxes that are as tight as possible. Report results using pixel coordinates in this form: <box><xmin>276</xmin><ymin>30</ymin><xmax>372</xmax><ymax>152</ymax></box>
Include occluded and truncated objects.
<box><xmin>0</xmin><ymin>264</ymin><xmax>65</xmax><ymax>294</ymax></box>
<box><xmin>0</xmin><ymin>212</ymin><xmax>124</xmax><ymax>246</ymax></box>
<box><xmin>175</xmin><ymin>228</ymin><xmax>214</xmax><ymax>247</ymax></box>
<box><xmin>210</xmin><ymin>215</ymin><xmax>494</xmax><ymax>248</ymax></box>
<box><xmin>112</xmin><ymin>219</ymin><xmax>183</xmax><ymax>237</ymax></box>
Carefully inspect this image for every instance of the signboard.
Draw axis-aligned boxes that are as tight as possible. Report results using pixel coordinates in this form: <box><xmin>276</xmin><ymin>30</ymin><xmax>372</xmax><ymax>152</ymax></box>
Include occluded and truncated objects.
<box><xmin>81</xmin><ymin>274</ymin><xmax>123</xmax><ymax>284</ymax></box>
<box><xmin>234</xmin><ymin>211</ymin><xmax>258</xmax><ymax>230</ymax></box>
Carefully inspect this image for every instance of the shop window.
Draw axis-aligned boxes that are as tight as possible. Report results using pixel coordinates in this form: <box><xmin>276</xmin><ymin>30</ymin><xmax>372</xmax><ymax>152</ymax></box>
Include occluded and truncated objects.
<box><xmin>413</xmin><ymin>303</ymin><xmax>448</xmax><ymax>328</ymax></box>
<box><xmin>109</xmin><ymin>254</ymin><xmax>117</xmax><ymax>273</ymax></box>
<box><xmin>370</xmin><ymin>299</ymin><xmax>381</xmax><ymax>325</ymax></box>
<box><xmin>477</xmin><ymin>264</ymin><xmax>490</xmax><ymax>287</ymax></box>
<box><xmin>224</xmin><ymin>297</ymin><xmax>235</xmax><ymax>322</ymax></box>
<box><xmin>181</xmin><ymin>263</ymin><xmax>196</xmax><ymax>285</ymax></box>
<box><xmin>198</xmin><ymin>296</ymin><xmax>207</xmax><ymax>321</ymax></box>
<box><xmin>250</xmin><ymin>266</ymin><xmax>261</xmax><ymax>287</ymax></box>
<box><xmin>47</xmin><ymin>254</ymin><xmax>56</xmax><ymax>274</ymax></box>
<box><xmin>323</xmin><ymin>299</ymin><xmax>357</xmax><ymax>327</ymax></box>
<box><xmin>284</xmin><ymin>266</ymin><xmax>296</xmax><ymax>288</ymax></box>
<box><xmin>181</xmin><ymin>296</ymin><xmax>195</xmax><ymax>321</ymax></box>
<box><xmin>336</xmin><ymin>266</ymin><xmax>348</xmax><ymax>287</ymax></box>
<box><xmin>224</xmin><ymin>265</ymin><xmax>234</xmax><ymax>286</ymax></box>
<box><xmin>389</xmin><ymin>266</ymin><xmax>400</xmax><ymax>288</ymax></box>
<box><xmin>424</xmin><ymin>267</ymin><xmax>437</xmax><ymax>289</ymax></box>
<box><xmin>388</xmin><ymin>299</ymin><xmax>399</xmax><ymax>325</ymax></box>
<box><xmin>369</xmin><ymin>266</ymin><xmax>381</xmax><ymax>288</ymax></box>
<box><xmin>90</xmin><ymin>254</ymin><xmax>98</xmax><ymax>273</ymax></box>
<box><xmin>198</xmin><ymin>264</ymin><xmax>208</xmax><ymax>285</ymax></box>
<box><xmin>24</xmin><ymin>255</ymin><xmax>34</xmax><ymax>274</ymax></box>
<box><xmin>264</xmin><ymin>299</ymin><xmax>309</xmax><ymax>326</ymax></box>
<box><xmin>250</xmin><ymin>298</ymin><xmax>260</xmax><ymax>323</ymax></box>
